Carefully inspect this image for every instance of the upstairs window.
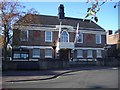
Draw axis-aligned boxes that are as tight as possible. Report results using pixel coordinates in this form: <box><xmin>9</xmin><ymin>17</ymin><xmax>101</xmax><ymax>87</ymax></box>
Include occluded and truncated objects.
<box><xmin>77</xmin><ymin>33</ymin><xmax>83</xmax><ymax>43</ymax></box>
<box><xmin>20</xmin><ymin>30</ymin><xmax>28</xmax><ymax>41</ymax></box>
<box><xmin>60</xmin><ymin>31</ymin><xmax>69</xmax><ymax>42</ymax></box>
<box><xmin>45</xmin><ymin>31</ymin><xmax>52</xmax><ymax>42</ymax></box>
<box><xmin>96</xmin><ymin>34</ymin><xmax>101</xmax><ymax>44</ymax></box>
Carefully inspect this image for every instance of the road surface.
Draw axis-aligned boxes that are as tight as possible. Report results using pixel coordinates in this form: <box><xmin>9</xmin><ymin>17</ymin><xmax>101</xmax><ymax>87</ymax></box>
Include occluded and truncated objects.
<box><xmin>2</xmin><ymin>67</ymin><xmax>118</xmax><ymax>89</ymax></box>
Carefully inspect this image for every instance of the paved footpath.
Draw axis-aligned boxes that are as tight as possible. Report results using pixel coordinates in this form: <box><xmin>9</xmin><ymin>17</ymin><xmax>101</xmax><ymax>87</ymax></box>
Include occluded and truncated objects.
<box><xmin>2</xmin><ymin>66</ymin><xmax>118</xmax><ymax>82</ymax></box>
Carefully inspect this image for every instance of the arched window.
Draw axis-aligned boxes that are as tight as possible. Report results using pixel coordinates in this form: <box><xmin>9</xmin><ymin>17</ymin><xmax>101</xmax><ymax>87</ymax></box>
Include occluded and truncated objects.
<box><xmin>60</xmin><ymin>31</ymin><xmax>69</xmax><ymax>42</ymax></box>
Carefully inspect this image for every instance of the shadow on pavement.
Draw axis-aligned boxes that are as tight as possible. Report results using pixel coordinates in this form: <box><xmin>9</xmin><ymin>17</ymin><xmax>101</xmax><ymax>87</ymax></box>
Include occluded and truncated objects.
<box><xmin>2</xmin><ymin>66</ymin><xmax>118</xmax><ymax>77</ymax></box>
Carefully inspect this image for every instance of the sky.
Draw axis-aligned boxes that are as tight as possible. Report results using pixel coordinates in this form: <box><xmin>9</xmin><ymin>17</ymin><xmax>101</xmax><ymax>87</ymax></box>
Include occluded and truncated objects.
<box><xmin>21</xmin><ymin>1</ymin><xmax>119</xmax><ymax>32</ymax></box>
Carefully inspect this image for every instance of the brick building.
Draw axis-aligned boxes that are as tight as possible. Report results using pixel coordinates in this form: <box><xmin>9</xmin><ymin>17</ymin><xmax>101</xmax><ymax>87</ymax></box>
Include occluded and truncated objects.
<box><xmin>107</xmin><ymin>30</ymin><xmax>120</xmax><ymax>45</ymax></box>
<box><xmin>12</xmin><ymin>4</ymin><xmax>106</xmax><ymax>62</ymax></box>
<box><xmin>106</xmin><ymin>30</ymin><xmax>120</xmax><ymax>58</ymax></box>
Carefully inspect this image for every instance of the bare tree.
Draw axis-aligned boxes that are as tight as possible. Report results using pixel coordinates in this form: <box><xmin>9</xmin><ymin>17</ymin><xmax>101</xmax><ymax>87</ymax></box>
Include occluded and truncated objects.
<box><xmin>0</xmin><ymin>0</ymin><xmax>38</xmax><ymax>61</ymax></box>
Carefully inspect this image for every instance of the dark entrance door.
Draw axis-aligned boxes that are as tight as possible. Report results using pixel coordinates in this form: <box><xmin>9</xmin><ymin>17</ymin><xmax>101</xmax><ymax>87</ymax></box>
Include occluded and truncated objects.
<box><xmin>59</xmin><ymin>49</ymin><xmax>70</xmax><ymax>60</ymax></box>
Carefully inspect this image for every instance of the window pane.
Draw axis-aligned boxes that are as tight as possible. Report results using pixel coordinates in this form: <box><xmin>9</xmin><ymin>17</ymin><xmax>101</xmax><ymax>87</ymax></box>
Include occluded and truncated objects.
<box><xmin>33</xmin><ymin>49</ymin><xmax>40</xmax><ymax>58</ymax></box>
<box><xmin>21</xmin><ymin>54</ymin><xmax>28</xmax><ymax>59</ymax></box>
<box><xmin>45</xmin><ymin>31</ymin><xmax>52</xmax><ymax>42</ymax></box>
<box><xmin>97</xmin><ymin>50</ymin><xmax>102</xmax><ymax>58</ymax></box>
<box><xmin>60</xmin><ymin>31</ymin><xmax>68</xmax><ymax>42</ymax></box>
<box><xmin>45</xmin><ymin>49</ymin><xmax>52</xmax><ymax>58</ymax></box>
<box><xmin>96</xmin><ymin>35</ymin><xmax>101</xmax><ymax>44</ymax></box>
<box><xmin>13</xmin><ymin>54</ymin><xmax>20</xmax><ymax>59</ymax></box>
<box><xmin>77</xmin><ymin>50</ymin><xmax>83</xmax><ymax>58</ymax></box>
<box><xmin>87</xmin><ymin>50</ymin><xmax>93</xmax><ymax>58</ymax></box>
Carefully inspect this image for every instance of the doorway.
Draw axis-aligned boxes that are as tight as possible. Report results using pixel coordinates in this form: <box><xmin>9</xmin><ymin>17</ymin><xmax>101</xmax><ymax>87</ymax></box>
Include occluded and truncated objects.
<box><xmin>59</xmin><ymin>49</ymin><xmax>71</xmax><ymax>61</ymax></box>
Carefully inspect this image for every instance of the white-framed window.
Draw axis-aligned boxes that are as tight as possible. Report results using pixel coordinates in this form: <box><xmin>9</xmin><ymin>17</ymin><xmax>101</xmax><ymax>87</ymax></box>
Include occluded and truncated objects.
<box><xmin>87</xmin><ymin>50</ymin><xmax>93</xmax><ymax>58</ymax></box>
<box><xmin>21</xmin><ymin>54</ymin><xmax>29</xmax><ymax>59</ymax></box>
<box><xmin>20</xmin><ymin>30</ymin><xmax>28</xmax><ymax>41</ymax></box>
<box><xmin>32</xmin><ymin>48</ymin><xmax>40</xmax><ymax>58</ymax></box>
<box><xmin>77</xmin><ymin>50</ymin><xmax>83</xmax><ymax>58</ymax></box>
<box><xmin>45</xmin><ymin>49</ymin><xmax>52</xmax><ymax>58</ymax></box>
<box><xmin>60</xmin><ymin>30</ymin><xmax>69</xmax><ymax>42</ymax></box>
<box><xmin>13</xmin><ymin>53</ymin><xmax>28</xmax><ymax>59</ymax></box>
<box><xmin>96</xmin><ymin>34</ymin><xmax>101</xmax><ymax>44</ymax></box>
<box><xmin>45</xmin><ymin>31</ymin><xmax>52</xmax><ymax>42</ymax></box>
<box><xmin>76</xmin><ymin>33</ymin><xmax>83</xmax><ymax>43</ymax></box>
<box><xmin>13</xmin><ymin>54</ymin><xmax>20</xmax><ymax>59</ymax></box>
<box><xmin>96</xmin><ymin>50</ymin><xmax>102</xmax><ymax>58</ymax></box>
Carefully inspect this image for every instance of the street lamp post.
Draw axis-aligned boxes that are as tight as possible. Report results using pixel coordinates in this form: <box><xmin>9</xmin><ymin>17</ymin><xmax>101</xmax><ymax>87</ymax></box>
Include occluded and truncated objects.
<box><xmin>52</xmin><ymin>41</ymin><xmax>56</xmax><ymax>60</ymax></box>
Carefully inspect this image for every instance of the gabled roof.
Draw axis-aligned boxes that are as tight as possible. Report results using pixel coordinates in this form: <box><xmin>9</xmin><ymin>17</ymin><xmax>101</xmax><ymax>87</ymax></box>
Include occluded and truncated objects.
<box><xmin>16</xmin><ymin>14</ymin><xmax>105</xmax><ymax>31</ymax></box>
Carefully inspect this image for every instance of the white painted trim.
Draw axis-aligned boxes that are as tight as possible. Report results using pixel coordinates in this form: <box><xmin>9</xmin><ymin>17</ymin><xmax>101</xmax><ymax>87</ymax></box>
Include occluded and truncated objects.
<box><xmin>45</xmin><ymin>56</ymin><xmax>52</xmax><ymax>58</ymax></box>
<box><xmin>12</xmin><ymin>59</ymin><xmax>29</xmax><ymax>61</ymax></box>
<box><xmin>14</xmin><ymin>26</ymin><xmax>106</xmax><ymax>35</ymax></box>
<box><xmin>20</xmin><ymin>46</ymin><xmax>104</xmax><ymax>50</ymax></box>
<box><xmin>14</xmin><ymin>25</ymin><xmax>104</xmax><ymax>31</ymax></box>
<box><xmin>29</xmin><ymin>59</ymin><xmax>38</xmax><ymax>61</ymax></box>
<box><xmin>20</xmin><ymin>46</ymin><xmax>52</xmax><ymax>49</ymax></box>
<box><xmin>56</xmin><ymin>25</ymin><xmax>74</xmax><ymax>30</ymax></box>
<box><xmin>32</xmin><ymin>56</ymin><xmax>40</xmax><ymax>58</ymax></box>
<box><xmin>72</xmin><ymin>59</ymin><xmax>94</xmax><ymax>61</ymax></box>
<box><xmin>75</xmin><ymin>47</ymin><xmax>104</xmax><ymax>50</ymax></box>
<box><xmin>80</xmin><ymin>30</ymin><xmax>106</xmax><ymax>35</ymax></box>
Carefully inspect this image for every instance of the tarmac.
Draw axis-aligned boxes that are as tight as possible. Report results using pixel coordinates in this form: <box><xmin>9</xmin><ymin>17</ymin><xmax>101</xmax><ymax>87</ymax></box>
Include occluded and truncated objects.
<box><xmin>2</xmin><ymin>66</ymin><xmax>118</xmax><ymax>83</ymax></box>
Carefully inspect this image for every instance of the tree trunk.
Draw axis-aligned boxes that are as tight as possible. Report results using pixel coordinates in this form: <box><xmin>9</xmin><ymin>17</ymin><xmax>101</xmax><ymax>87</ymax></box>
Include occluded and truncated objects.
<box><xmin>3</xmin><ymin>43</ymin><xmax>7</xmax><ymax>61</ymax></box>
<box><xmin>3</xmin><ymin>24</ymin><xmax>8</xmax><ymax>61</ymax></box>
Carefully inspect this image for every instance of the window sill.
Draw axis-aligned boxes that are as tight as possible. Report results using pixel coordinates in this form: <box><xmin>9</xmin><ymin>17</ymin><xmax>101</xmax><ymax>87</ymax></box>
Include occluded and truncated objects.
<box><xmin>77</xmin><ymin>56</ymin><xmax>83</xmax><ymax>58</ymax></box>
<box><xmin>33</xmin><ymin>56</ymin><xmax>40</xmax><ymax>58</ymax></box>
<box><xmin>97</xmin><ymin>56</ymin><xmax>102</xmax><ymax>58</ymax></box>
<box><xmin>87</xmin><ymin>57</ymin><xmax>93</xmax><ymax>58</ymax></box>
<box><xmin>45</xmin><ymin>41</ymin><xmax>52</xmax><ymax>42</ymax></box>
<box><xmin>45</xmin><ymin>56</ymin><xmax>52</xmax><ymax>58</ymax></box>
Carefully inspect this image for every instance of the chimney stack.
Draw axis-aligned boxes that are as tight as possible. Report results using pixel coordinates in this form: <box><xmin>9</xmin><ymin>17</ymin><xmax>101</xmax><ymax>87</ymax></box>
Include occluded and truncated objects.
<box><xmin>107</xmin><ymin>30</ymin><xmax>113</xmax><ymax>35</ymax></box>
<box><xmin>58</xmin><ymin>4</ymin><xmax>65</xmax><ymax>19</ymax></box>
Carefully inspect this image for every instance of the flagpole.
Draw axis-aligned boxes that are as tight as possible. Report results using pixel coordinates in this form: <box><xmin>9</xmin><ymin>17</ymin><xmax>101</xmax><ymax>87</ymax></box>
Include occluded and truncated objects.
<box><xmin>58</xmin><ymin>21</ymin><xmax>62</xmax><ymax>41</ymax></box>
<box><xmin>74</xmin><ymin>23</ymin><xmax>79</xmax><ymax>43</ymax></box>
<box><xmin>56</xmin><ymin>21</ymin><xmax>62</xmax><ymax>53</ymax></box>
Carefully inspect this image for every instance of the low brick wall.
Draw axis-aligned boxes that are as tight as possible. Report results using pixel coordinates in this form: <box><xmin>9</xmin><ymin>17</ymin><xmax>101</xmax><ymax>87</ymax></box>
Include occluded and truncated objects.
<box><xmin>105</xmin><ymin>58</ymin><xmax>120</xmax><ymax>67</ymax></box>
<box><xmin>2</xmin><ymin>59</ymin><xmax>69</xmax><ymax>70</ymax></box>
<box><xmin>69</xmin><ymin>61</ymin><xmax>97</xmax><ymax>67</ymax></box>
<box><xmin>39</xmin><ymin>59</ymin><xmax>69</xmax><ymax>70</ymax></box>
<box><xmin>2</xmin><ymin>61</ymin><xmax>40</xmax><ymax>70</ymax></box>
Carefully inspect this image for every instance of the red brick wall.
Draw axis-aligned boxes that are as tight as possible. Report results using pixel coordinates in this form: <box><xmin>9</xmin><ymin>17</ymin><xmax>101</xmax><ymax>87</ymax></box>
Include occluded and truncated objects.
<box><xmin>75</xmin><ymin>33</ymin><xmax>106</xmax><ymax>48</ymax></box>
